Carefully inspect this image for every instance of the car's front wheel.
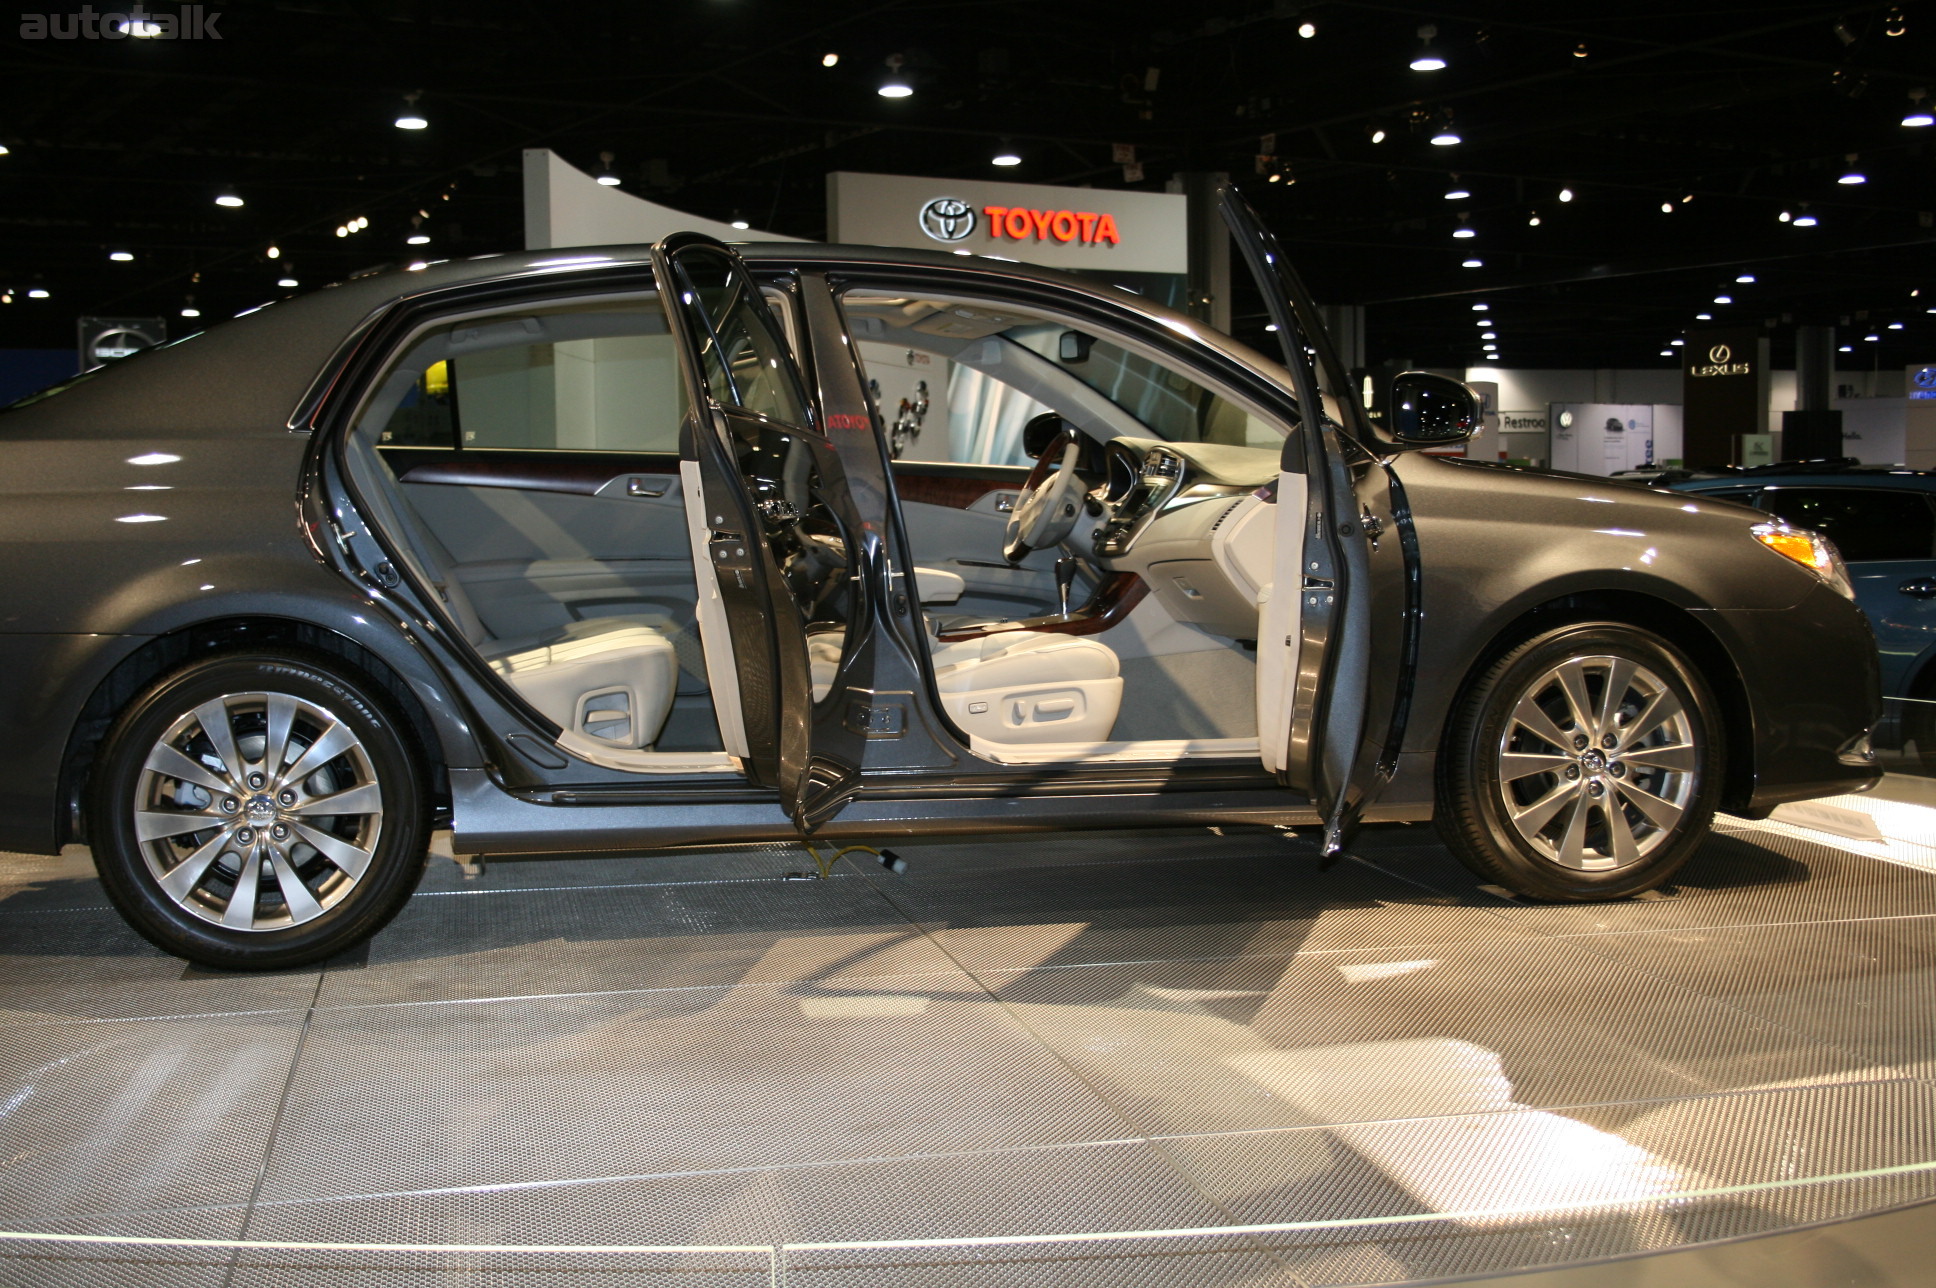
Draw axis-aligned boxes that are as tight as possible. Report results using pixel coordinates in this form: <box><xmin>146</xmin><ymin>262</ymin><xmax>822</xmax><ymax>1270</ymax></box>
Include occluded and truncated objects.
<box><xmin>1436</xmin><ymin>623</ymin><xmax>1721</xmax><ymax>900</ymax></box>
<box><xmin>89</xmin><ymin>652</ymin><xmax>428</xmax><ymax>969</ymax></box>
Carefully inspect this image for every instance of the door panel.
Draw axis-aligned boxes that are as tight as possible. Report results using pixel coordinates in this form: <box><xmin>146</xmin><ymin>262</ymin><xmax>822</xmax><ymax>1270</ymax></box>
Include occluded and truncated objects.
<box><xmin>892</xmin><ymin>462</ymin><xmax>1062</xmax><ymax>619</ymax></box>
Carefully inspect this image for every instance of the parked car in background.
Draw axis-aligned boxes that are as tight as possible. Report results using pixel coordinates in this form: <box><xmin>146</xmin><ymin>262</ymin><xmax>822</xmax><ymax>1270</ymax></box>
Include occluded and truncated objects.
<box><xmin>0</xmin><ymin>187</ymin><xmax>1882</xmax><ymax>969</ymax></box>
<box><xmin>1673</xmin><ymin>463</ymin><xmax>1936</xmax><ymax>770</ymax></box>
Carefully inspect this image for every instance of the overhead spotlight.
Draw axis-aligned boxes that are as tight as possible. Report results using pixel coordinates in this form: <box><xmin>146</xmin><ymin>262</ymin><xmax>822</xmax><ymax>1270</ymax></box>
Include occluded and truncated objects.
<box><xmin>1778</xmin><ymin>209</ymin><xmax>1792</xmax><ymax>223</ymax></box>
<box><xmin>353</xmin><ymin>216</ymin><xmax>368</xmax><ymax>230</ymax></box>
<box><xmin>180</xmin><ymin>302</ymin><xmax>200</xmax><ymax>319</ymax></box>
<box><xmin>1483</xmin><ymin>343</ymin><xmax>1497</xmax><ymax>351</ymax></box>
<box><xmin>407</xmin><ymin>233</ymin><xmax>430</xmax><ymax>245</ymax></box>
<box><xmin>406</xmin><ymin>262</ymin><xmax>428</xmax><ymax>272</ymax></box>
<box><xmin>1528</xmin><ymin>213</ymin><xmax>1541</xmax><ymax>226</ymax></box>
<box><xmin>1558</xmin><ymin>186</ymin><xmax>1574</xmax><ymax>203</ymax></box>
<box><xmin>277</xmin><ymin>277</ymin><xmax>298</xmax><ymax>288</ymax></box>
<box><xmin>1793</xmin><ymin>209</ymin><xmax>1819</xmax><ymax>227</ymax></box>
<box><xmin>1482</xmin><ymin>353</ymin><xmax>1500</xmax><ymax>361</ymax></box>
<box><xmin>1369</xmin><ymin>126</ymin><xmax>1387</xmax><ymax>144</ymax></box>
<box><xmin>1714</xmin><ymin>295</ymin><xmax>1733</xmax><ymax>304</ymax></box>
<box><xmin>395</xmin><ymin>91</ymin><xmax>427</xmax><ymax>130</ymax></box>
<box><xmin>27</xmin><ymin>288</ymin><xmax>48</xmax><ymax>299</ymax></box>
<box><xmin>108</xmin><ymin>250</ymin><xmax>133</xmax><ymax>262</ymax></box>
<box><xmin>1839</xmin><ymin>344</ymin><xmax>1854</xmax><ymax>352</ymax></box>
<box><xmin>1298</xmin><ymin>21</ymin><xmax>1316</xmax><ymax>38</ymax></box>
<box><xmin>0</xmin><ymin>145</ymin><xmax>9</xmax><ymax>156</ymax></box>
<box><xmin>1430</xmin><ymin>113</ymin><xmax>1461</xmax><ymax>146</ymax></box>
<box><xmin>1670</xmin><ymin>338</ymin><xmax>1684</xmax><ymax>346</ymax></box>
<box><xmin>1660</xmin><ymin>349</ymin><xmax>1675</xmax><ymax>357</ymax></box>
<box><xmin>1481</xmin><ymin>331</ymin><xmax>1496</xmax><ymax>339</ymax></box>
<box><xmin>1573</xmin><ymin>42</ymin><xmax>1589</xmax><ymax>57</ymax></box>
<box><xmin>992</xmin><ymin>141</ymin><xmax>1022</xmax><ymax>166</ymax></box>
<box><xmin>214</xmin><ymin>188</ymin><xmax>244</xmax><ymax>208</ymax></box>
<box><xmin>1452</xmin><ymin>223</ymin><xmax>1476</xmax><ymax>239</ymax></box>
<box><xmin>1696</xmin><ymin>313</ymin><xmax>1713</xmax><ymax>321</ymax></box>
<box><xmin>266</xmin><ymin>244</ymin><xmax>280</xmax><ymax>259</ymax></box>
<box><xmin>1885</xmin><ymin>6</ymin><xmax>1906</xmax><ymax>36</ymax></box>
<box><xmin>596</xmin><ymin>151</ymin><xmax>621</xmax><ymax>186</ymax></box>
<box><xmin>335</xmin><ymin>225</ymin><xmax>349</xmax><ymax>238</ymax></box>
<box><xmin>1866</xmin><ymin>332</ymin><xmax>1881</xmax><ymax>342</ymax></box>
<box><xmin>1889</xmin><ymin>321</ymin><xmax>1905</xmax><ymax>330</ymax></box>
<box><xmin>730</xmin><ymin>220</ymin><xmax>750</xmax><ymax>230</ymax></box>
<box><xmin>1472</xmin><ymin>302</ymin><xmax>1489</xmax><ymax>311</ymax></box>
<box><xmin>879</xmin><ymin>53</ymin><xmax>913</xmax><ymax>98</ymax></box>
<box><xmin>1410</xmin><ymin>24</ymin><xmax>1447</xmax><ymax>71</ymax></box>
<box><xmin>821</xmin><ymin>52</ymin><xmax>839</xmax><ymax>67</ymax></box>
<box><xmin>1736</xmin><ymin>273</ymin><xmax>1755</xmax><ymax>283</ymax></box>
<box><xmin>1462</xmin><ymin>258</ymin><xmax>1483</xmax><ymax>268</ymax></box>
<box><xmin>1661</xmin><ymin>201</ymin><xmax>1674</xmax><ymax>213</ymax></box>
<box><xmin>1444</xmin><ymin>177</ymin><xmax>1470</xmax><ymax>199</ymax></box>
<box><xmin>1904</xmin><ymin>89</ymin><xmax>1934</xmax><ymax>127</ymax></box>
<box><xmin>1838</xmin><ymin>155</ymin><xmax>1866</xmax><ymax>184</ymax></box>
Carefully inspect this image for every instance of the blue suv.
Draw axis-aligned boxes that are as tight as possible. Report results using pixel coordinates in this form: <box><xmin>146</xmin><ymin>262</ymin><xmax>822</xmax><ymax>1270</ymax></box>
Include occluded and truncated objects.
<box><xmin>1672</xmin><ymin>463</ymin><xmax>1936</xmax><ymax>771</ymax></box>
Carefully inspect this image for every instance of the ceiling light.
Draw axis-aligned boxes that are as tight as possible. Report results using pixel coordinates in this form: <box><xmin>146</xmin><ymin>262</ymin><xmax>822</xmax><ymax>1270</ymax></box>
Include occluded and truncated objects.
<box><xmin>1369</xmin><ymin>127</ymin><xmax>1387</xmax><ymax>144</ymax></box>
<box><xmin>596</xmin><ymin>151</ymin><xmax>621</xmax><ymax>186</ymax></box>
<box><xmin>1264</xmin><ymin>323</ymin><xmax>1279</xmax><ymax>332</ymax></box>
<box><xmin>335</xmin><ymin>225</ymin><xmax>348</xmax><ymax>238</ymax></box>
<box><xmin>1670</xmin><ymin>339</ymin><xmax>1684</xmax><ymax>346</ymax></box>
<box><xmin>1661</xmin><ymin>349</ymin><xmax>1674</xmax><ymax>357</ymax></box>
<box><xmin>1453</xmin><ymin>226</ymin><xmax>1475</xmax><ymax>238</ymax></box>
<box><xmin>109</xmin><ymin>250</ymin><xmax>133</xmax><ymax>262</ymax></box>
<box><xmin>277</xmin><ymin>277</ymin><xmax>298</xmax><ymax>288</ymax></box>
<box><xmin>1839</xmin><ymin>344</ymin><xmax>1854</xmax><ymax>352</ymax></box>
<box><xmin>1462</xmin><ymin>258</ymin><xmax>1483</xmax><ymax>268</ymax></box>
<box><xmin>354</xmin><ymin>216</ymin><xmax>367</xmax><ymax>230</ymax></box>
<box><xmin>1661</xmin><ymin>201</ymin><xmax>1674</xmax><ymax>213</ymax></box>
<box><xmin>27</xmin><ymin>288</ymin><xmax>48</xmax><ymax>299</ymax></box>
<box><xmin>1736</xmin><ymin>273</ymin><xmax>1755</xmax><ymax>283</ymax></box>
<box><xmin>181</xmin><ymin>306</ymin><xmax>200</xmax><ymax>318</ymax></box>
<box><xmin>1430</xmin><ymin>125</ymin><xmax>1461</xmax><ymax>146</ymax></box>
<box><xmin>1299</xmin><ymin>21</ymin><xmax>1317</xmax><ymax>38</ymax></box>
<box><xmin>1793</xmin><ymin>211</ymin><xmax>1819</xmax><ymax>227</ymax></box>
<box><xmin>1482</xmin><ymin>343</ymin><xmax>1497</xmax><ymax>351</ymax></box>
<box><xmin>1474</xmin><ymin>318</ymin><xmax>1489</xmax><ymax>326</ymax></box>
<box><xmin>1889</xmin><ymin>321</ymin><xmax>1905</xmax><ymax>330</ymax></box>
<box><xmin>1472</xmin><ymin>302</ymin><xmax>1489</xmax><ymax>311</ymax></box>
<box><xmin>266</xmin><ymin>244</ymin><xmax>280</xmax><ymax>259</ymax></box>
<box><xmin>879</xmin><ymin>53</ymin><xmax>912</xmax><ymax>97</ymax></box>
<box><xmin>992</xmin><ymin>143</ymin><xmax>1022</xmax><ymax>166</ymax></box>
<box><xmin>406</xmin><ymin>262</ymin><xmax>428</xmax><ymax>272</ymax></box>
<box><xmin>214</xmin><ymin>189</ymin><xmax>243</xmax><ymax>208</ymax></box>
<box><xmin>821</xmin><ymin>52</ymin><xmax>839</xmax><ymax>67</ymax></box>
<box><xmin>407</xmin><ymin>233</ymin><xmax>430</xmax><ymax>245</ymax></box>
<box><xmin>117</xmin><ymin>15</ymin><xmax>161</xmax><ymax>36</ymax></box>
<box><xmin>1904</xmin><ymin>89</ymin><xmax>1933</xmax><ymax>127</ymax></box>
<box><xmin>1574</xmin><ymin>43</ymin><xmax>1589</xmax><ymax>57</ymax></box>
<box><xmin>1444</xmin><ymin>183</ymin><xmax>1470</xmax><ymax>200</ymax></box>
<box><xmin>1696</xmin><ymin>313</ymin><xmax>1713</xmax><ymax>321</ymax></box>
<box><xmin>730</xmin><ymin>220</ymin><xmax>750</xmax><ymax>230</ymax></box>
<box><xmin>1558</xmin><ymin>187</ymin><xmax>1574</xmax><ymax>202</ymax></box>
<box><xmin>1528</xmin><ymin>213</ymin><xmax>1541</xmax><ymax>226</ymax></box>
<box><xmin>1714</xmin><ymin>295</ymin><xmax>1732</xmax><ymax>304</ymax></box>
<box><xmin>1482</xmin><ymin>331</ymin><xmax>1496</xmax><ymax>339</ymax></box>
<box><xmin>1410</xmin><ymin>24</ymin><xmax>1447</xmax><ymax>71</ymax></box>
<box><xmin>395</xmin><ymin>92</ymin><xmax>427</xmax><ymax>130</ymax></box>
<box><xmin>1838</xmin><ymin>155</ymin><xmax>1866</xmax><ymax>184</ymax></box>
<box><xmin>1482</xmin><ymin>353</ymin><xmax>1499</xmax><ymax>361</ymax></box>
<box><xmin>1866</xmin><ymin>333</ymin><xmax>1881</xmax><ymax>342</ymax></box>
<box><xmin>0</xmin><ymin>145</ymin><xmax>9</xmax><ymax>156</ymax></box>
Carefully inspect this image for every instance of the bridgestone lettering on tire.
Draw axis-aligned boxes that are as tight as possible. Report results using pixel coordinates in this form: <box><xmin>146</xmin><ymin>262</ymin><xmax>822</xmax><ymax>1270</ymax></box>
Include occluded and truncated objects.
<box><xmin>89</xmin><ymin>652</ymin><xmax>429</xmax><ymax>969</ymax></box>
<box><xmin>1436</xmin><ymin>623</ymin><xmax>1722</xmax><ymax>901</ymax></box>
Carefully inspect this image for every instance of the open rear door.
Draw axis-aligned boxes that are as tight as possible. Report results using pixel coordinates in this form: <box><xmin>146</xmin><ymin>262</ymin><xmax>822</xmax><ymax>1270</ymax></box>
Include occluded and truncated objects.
<box><xmin>650</xmin><ymin>233</ymin><xmax>860</xmax><ymax>830</ymax></box>
<box><xmin>1221</xmin><ymin>185</ymin><xmax>1421</xmax><ymax>857</ymax></box>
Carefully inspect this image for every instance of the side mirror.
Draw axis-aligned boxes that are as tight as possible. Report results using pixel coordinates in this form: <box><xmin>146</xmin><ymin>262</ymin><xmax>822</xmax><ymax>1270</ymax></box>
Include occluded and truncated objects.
<box><xmin>1388</xmin><ymin>371</ymin><xmax>1480</xmax><ymax>448</ymax></box>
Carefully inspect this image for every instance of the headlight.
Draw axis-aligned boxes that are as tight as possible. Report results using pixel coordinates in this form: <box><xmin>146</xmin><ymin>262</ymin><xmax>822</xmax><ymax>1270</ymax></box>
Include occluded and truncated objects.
<box><xmin>1752</xmin><ymin>521</ymin><xmax>1854</xmax><ymax>599</ymax></box>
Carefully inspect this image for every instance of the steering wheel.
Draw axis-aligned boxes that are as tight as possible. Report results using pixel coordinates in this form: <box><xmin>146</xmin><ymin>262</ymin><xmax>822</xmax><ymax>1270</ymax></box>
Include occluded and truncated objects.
<box><xmin>1003</xmin><ymin>415</ymin><xmax>1086</xmax><ymax>564</ymax></box>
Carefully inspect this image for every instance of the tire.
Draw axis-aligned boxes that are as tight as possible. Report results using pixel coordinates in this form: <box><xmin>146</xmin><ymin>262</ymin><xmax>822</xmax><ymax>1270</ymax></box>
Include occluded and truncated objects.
<box><xmin>88</xmin><ymin>651</ymin><xmax>429</xmax><ymax>969</ymax></box>
<box><xmin>1435</xmin><ymin>623</ymin><xmax>1722</xmax><ymax>901</ymax></box>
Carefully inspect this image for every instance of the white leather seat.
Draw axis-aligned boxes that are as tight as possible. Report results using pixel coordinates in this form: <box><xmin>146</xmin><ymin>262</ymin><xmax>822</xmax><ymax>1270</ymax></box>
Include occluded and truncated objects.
<box><xmin>808</xmin><ymin>627</ymin><xmax>1123</xmax><ymax>744</ymax></box>
<box><xmin>481</xmin><ymin>619</ymin><xmax>678</xmax><ymax>751</ymax></box>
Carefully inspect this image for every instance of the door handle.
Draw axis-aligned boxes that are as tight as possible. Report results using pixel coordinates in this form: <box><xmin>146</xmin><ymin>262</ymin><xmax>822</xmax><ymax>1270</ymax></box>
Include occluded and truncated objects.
<box><xmin>1900</xmin><ymin>578</ymin><xmax>1936</xmax><ymax>599</ymax></box>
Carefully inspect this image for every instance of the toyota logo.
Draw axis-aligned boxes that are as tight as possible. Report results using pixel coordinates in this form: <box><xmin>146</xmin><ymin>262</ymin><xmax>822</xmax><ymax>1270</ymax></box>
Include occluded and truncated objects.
<box><xmin>1707</xmin><ymin>344</ymin><xmax>1732</xmax><ymax>364</ymax></box>
<box><xmin>917</xmin><ymin>197</ymin><xmax>977</xmax><ymax>243</ymax></box>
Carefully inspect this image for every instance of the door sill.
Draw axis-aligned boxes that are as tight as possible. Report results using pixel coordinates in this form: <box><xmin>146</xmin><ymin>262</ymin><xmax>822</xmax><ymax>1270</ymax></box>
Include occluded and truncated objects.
<box><xmin>967</xmin><ymin>735</ymin><xmax>1261</xmax><ymax>766</ymax></box>
<box><xmin>556</xmin><ymin>730</ymin><xmax>742</xmax><ymax>775</ymax></box>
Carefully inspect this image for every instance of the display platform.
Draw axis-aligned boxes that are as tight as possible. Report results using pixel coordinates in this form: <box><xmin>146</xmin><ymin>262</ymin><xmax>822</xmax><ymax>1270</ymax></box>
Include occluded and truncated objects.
<box><xmin>3</xmin><ymin>802</ymin><xmax>1935</xmax><ymax>1286</ymax></box>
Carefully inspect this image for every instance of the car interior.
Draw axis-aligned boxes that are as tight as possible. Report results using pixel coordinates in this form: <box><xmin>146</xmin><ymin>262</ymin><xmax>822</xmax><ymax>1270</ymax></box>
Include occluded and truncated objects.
<box><xmin>340</xmin><ymin>282</ymin><xmax>1296</xmax><ymax>776</ymax></box>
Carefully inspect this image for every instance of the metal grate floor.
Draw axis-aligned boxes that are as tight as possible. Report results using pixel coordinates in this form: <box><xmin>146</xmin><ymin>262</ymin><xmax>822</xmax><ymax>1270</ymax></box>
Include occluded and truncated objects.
<box><xmin>4</xmin><ymin>816</ymin><xmax>1936</xmax><ymax>1286</ymax></box>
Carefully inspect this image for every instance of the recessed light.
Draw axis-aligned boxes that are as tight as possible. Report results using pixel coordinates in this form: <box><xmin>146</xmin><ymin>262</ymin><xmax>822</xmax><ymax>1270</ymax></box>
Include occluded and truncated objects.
<box><xmin>1472</xmin><ymin>303</ymin><xmax>1489</xmax><ymax>311</ymax></box>
<box><xmin>1696</xmin><ymin>313</ymin><xmax>1713</xmax><ymax>321</ymax></box>
<box><xmin>821</xmin><ymin>52</ymin><xmax>839</xmax><ymax>67</ymax></box>
<box><xmin>1713</xmin><ymin>295</ymin><xmax>1732</xmax><ymax>304</ymax></box>
<box><xmin>214</xmin><ymin>191</ymin><xmax>243</xmax><ymax>208</ymax></box>
<box><xmin>1452</xmin><ymin>227</ymin><xmax>1476</xmax><ymax>238</ymax></box>
<box><xmin>407</xmin><ymin>234</ymin><xmax>430</xmax><ymax>245</ymax></box>
<box><xmin>1461</xmin><ymin>258</ymin><xmax>1483</xmax><ymax>268</ymax></box>
<box><xmin>1735</xmin><ymin>273</ymin><xmax>1755</xmax><ymax>283</ymax></box>
<box><xmin>277</xmin><ymin>277</ymin><xmax>298</xmax><ymax>288</ymax></box>
<box><xmin>730</xmin><ymin>220</ymin><xmax>750</xmax><ymax>230</ymax></box>
<box><xmin>109</xmin><ymin>251</ymin><xmax>133</xmax><ymax>262</ymax></box>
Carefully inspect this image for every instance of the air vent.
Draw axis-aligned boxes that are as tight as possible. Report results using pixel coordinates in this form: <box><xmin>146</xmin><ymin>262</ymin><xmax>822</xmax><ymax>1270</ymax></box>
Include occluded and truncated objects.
<box><xmin>1209</xmin><ymin>498</ymin><xmax>1246</xmax><ymax>532</ymax></box>
<box><xmin>1145</xmin><ymin>451</ymin><xmax>1181</xmax><ymax>477</ymax></box>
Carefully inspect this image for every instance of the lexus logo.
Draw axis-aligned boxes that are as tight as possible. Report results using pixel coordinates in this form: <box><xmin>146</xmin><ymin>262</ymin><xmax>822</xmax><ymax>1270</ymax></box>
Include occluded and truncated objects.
<box><xmin>1708</xmin><ymin>344</ymin><xmax>1731</xmax><ymax>364</ymax></box>
<box><xmin>917</xmin><ymin>197</ymin><xmax>977</xmax><ymax>243</ymax></box>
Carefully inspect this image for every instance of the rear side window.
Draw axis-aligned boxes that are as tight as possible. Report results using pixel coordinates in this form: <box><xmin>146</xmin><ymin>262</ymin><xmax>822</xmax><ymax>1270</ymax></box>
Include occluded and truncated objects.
<box><xmin>1758</xmin><ymin>487</ymin><xmax>1936</xmax><ymax>562</ymax></box>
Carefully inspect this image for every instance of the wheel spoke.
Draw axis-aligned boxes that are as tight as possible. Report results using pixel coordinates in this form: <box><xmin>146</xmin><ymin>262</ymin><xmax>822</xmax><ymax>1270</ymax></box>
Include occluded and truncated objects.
<box><xmin>1510</xmin><ymin>778</ymin><xmax>1578</xmax><ymax>834</ymax></box>
<box><xmin>1620</xmin><ymin>742</ymin><xmax>1698</xmax><ymax>773</ymax></box>
<box><xmin>144</xmin><ymin>743</ymin><xmax>232</xmax><ymax>795</ymax></box>
<box><xmin>291</xmin><ymin>821</ymin><xmax>374</xmax><ymax>880</ymax></box>
<box><xmin>1500</xmin><ymin>752</ymin><xmax>1573</xmax><ymax>782</ymax></box>
<box><xmin>288</xmin><ymin>782</ymin><xmax>383</xmax><ymax>818</ymax></box>
<box><xmin>1554</xmin><ymin>794</ymin><xmax>1593</xmax><ymax>868</ymax></box>
<box><xmin>1615</xmin><ymin>778</ymin><xmax>1685</xmax><ymax>830</ymax></box>
<box><xmin>1554</xmin><ymin>660</ymin><xmax>1598</xmax><ymax>738</ymax></box>
<box><xmin>192</xmin><ymin>698</ymin><xmax>247</xmax><ymax>784</ymax></box>
<box><xmin>156</xmin><ymin>830</ymin><xmax>233</xmax><ymax>901</ymax></box>
<box><xmin>1605</xmin><ymin>797</ymin><xmax>1642</xmax><ymax>866</ymax></box>
<box><xmin>1595</xmin><ymin>658</ymin><xmax>1636</xmax><ymax>736</ymax></box>
<box><xmin>281</xmin><ymin>720</ymin><xmax>358</xmax><ymax>787</ymax></box>
<box><xmin>222</xmin><ymin>844</ymin><xmax>264</xmax><ymax>929</ymax></box>
<box><xmin>264</xmin><ymin>844</ymin><xmax>324</xmax><ymax>923</ymax></box>
<box><xmin>261</xmin><ymin>693</ymin><xmax>298</xmax><ymax>778</ymax></box>
<box><xmin>1510</xmin><ymin>693</ymin><xmax>1573</xmax><ymax>751</ymax></box>
<box><xmin>1616</xmin><ymin>690</ymin><xmax>1680</xmax><ymax>751</ymax></box>
<box><xmin>136</xmin><ymin>809</ymin><xmax>227</xmax><ymax>842</ymax></box>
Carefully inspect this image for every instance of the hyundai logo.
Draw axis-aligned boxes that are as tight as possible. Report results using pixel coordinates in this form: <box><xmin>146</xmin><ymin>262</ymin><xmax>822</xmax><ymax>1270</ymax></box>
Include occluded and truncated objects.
<box><xmin>918</xmin><ymin>197</ymin><xmax>977</xmax><ymax>243</ymax></box>
<box><xmin>1917</xmin><ymin>367</ymin><xmax>1936</xmax><ymax>390</ymax></box>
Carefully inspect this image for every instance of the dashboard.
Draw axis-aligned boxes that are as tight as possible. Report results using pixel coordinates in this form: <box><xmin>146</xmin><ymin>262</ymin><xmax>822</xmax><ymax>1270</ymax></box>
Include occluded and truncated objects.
<box><xmin>1088</xmin><ymin>438</ymin><xmax>1274</xmax><ymax>559</ymax></box>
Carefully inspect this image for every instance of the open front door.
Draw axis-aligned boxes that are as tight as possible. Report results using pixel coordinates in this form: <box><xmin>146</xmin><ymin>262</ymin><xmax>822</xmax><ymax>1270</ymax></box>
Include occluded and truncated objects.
<box><xmin>650</xmin><ymin>233</ymin><xmax>859</xmax><ymax>830</ymax></box>
<box><xmin>1221</xmin><ymin>185</ymin><xmax>1421</xmax><ymax>857</ymax></box>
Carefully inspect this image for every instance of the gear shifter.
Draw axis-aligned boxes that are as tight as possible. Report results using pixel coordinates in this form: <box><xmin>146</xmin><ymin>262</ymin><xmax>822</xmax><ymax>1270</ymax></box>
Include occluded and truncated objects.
<box><xmin>1055</xmin><ymin>556</ymin><xmax>1079</xmax><ymax>619</ymax></box>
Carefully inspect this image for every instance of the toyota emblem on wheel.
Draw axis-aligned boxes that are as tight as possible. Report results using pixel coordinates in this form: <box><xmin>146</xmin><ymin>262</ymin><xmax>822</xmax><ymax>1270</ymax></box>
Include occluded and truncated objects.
<box><xmin>918</xmin><ymin>197</ymin><xmax>977</xmax><ymax>242</ymax></box>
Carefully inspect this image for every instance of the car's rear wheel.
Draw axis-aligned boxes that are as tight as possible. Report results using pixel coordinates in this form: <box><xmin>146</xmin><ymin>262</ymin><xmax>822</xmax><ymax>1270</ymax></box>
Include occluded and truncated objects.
<box><xmin>89</xmin><ymin>652</ymin><xmax>428</xmax><ymax>969</ymax></box>
<box><xmin>1436</xmin><ymin>623</ymin><xmax>1721</xmax><ymax>900</ymax></box>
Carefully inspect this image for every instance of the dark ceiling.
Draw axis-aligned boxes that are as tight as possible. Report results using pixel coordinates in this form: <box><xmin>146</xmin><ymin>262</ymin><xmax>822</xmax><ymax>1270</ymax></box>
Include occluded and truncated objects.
<box><xmin>2</xmin><ymin>0</ymin><xmax>1930</xmax><ymax>373</ymax></box>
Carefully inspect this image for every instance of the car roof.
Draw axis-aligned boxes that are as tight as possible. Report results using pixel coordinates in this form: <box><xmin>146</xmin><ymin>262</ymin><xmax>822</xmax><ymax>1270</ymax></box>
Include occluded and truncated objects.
<box><xmin>1673</xmin><ymin>469</ymin><xmax>1936</xmax><ymax>491</ymax></box>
